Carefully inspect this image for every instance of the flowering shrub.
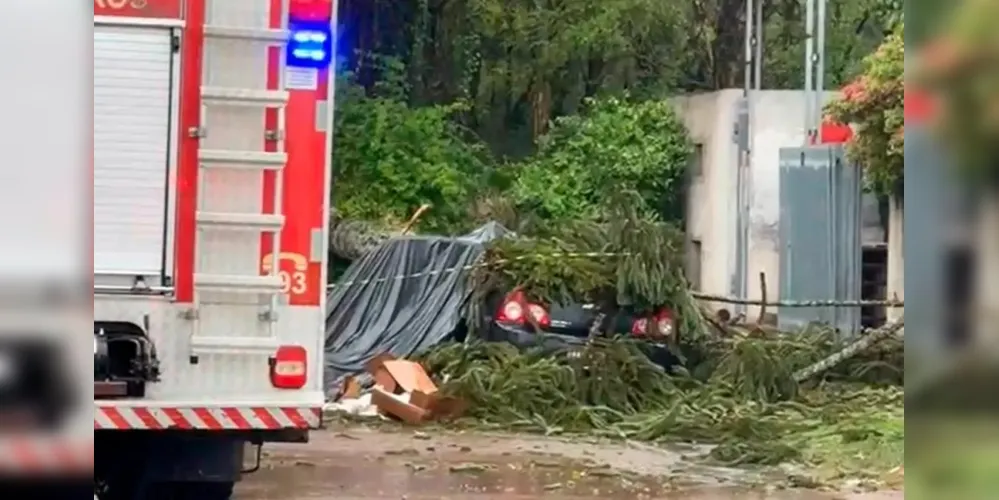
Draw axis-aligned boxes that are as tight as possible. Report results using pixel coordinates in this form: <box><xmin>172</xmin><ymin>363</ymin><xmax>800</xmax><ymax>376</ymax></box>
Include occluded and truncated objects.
<box><xmin>825</xmin><ymin>24</ymin><xmax>903</xmax><ymax>196</ymax></box>
<box><xmin>915</xmin><ymin>0</ymin><xmax>999</xmax><ymax>186</ymax></box>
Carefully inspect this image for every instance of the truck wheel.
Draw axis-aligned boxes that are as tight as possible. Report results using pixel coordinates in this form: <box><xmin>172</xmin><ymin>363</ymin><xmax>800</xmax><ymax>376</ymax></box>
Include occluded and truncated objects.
<box><xmin>186</xmin><ymin>482</ymin><xmax>235</xmax><ymax>500</ymax></box>
<box><xmin>147</xmin><ymin>481</ymin><xmax>235</xmax><ymax>500</ymax></box>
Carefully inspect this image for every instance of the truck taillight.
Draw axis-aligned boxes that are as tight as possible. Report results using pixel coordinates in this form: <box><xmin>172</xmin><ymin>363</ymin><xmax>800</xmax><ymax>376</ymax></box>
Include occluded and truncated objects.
<box><xmin>270</xmin><ymin>345</ymin><xmax>308</xmax><ymax>389</ymax></box>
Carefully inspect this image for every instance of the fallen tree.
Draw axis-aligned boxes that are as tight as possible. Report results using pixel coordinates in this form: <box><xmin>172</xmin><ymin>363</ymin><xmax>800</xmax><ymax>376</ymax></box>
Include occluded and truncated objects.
<box><xmin>418</xmin><ymin>321</ymin><xmax>903</xmax><ymax>471</ymax></box>
<box><xmin>414</xmin><ymin>197</ymin><xmax>904</xmax><ymax>476</ymax></box>
<box><xmin>329</xmin><ymin>213</ymin><xmax>394</xmax><ymax>261</ymax></box>
<box><xmin>326</xmin><ymin>188</ymin><xmax>904</xmax><ymax>479</ymax></box>
<box><xmin>466</xmin><ymin>192</ymin><xmax>707</xmax><ymax>340</ymax></box>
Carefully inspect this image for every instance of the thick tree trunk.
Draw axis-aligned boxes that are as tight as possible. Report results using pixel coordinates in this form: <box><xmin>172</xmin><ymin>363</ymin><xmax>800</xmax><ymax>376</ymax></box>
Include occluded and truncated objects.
<box><xmin>328</xmin><ymin>214</ymin><xmax>399</xmax><ymax>260</ymax></box>
<box><xmin>329</xmin><ymin>205</ymin><xmax>431</xmax><ymax>260</ymax></box>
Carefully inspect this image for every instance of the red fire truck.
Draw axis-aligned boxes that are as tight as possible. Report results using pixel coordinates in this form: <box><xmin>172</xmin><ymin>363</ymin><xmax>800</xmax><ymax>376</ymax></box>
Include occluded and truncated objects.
<box><xmin>93</xmin><ymin>0</ymin><xmax>334</xmax><ymax>497</ymax></box>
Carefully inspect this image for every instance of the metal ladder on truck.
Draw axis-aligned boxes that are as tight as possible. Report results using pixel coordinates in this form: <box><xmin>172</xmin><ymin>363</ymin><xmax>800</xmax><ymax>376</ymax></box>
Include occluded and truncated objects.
<box><xmin>187</xmin><ymin>0</ymin><xmax>291</xmax><ymax>356</ymax></box>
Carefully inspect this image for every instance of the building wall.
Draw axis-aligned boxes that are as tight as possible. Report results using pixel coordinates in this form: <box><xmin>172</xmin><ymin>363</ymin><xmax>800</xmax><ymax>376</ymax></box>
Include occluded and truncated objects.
<box><xmin>673</xmin><ymin>90</ymin><xmax>740</xmax><ymax>307</ymax></box>
<box><xmin>746</xmin><ymin>91</ymin><xmax>825</xmax><ymax>318</ymax></box>
<box><xmin>674</xmin><ymin>90</ymin><xmax>839</xmax><ymax>317</ymax></box>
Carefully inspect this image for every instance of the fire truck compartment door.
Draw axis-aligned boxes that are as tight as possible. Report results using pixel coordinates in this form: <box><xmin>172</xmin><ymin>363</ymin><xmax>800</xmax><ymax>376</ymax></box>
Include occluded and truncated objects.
<box><xmin>93</xmin><ymin>25</ymin><xmax>176</xmax><ymax>286</ymax></box>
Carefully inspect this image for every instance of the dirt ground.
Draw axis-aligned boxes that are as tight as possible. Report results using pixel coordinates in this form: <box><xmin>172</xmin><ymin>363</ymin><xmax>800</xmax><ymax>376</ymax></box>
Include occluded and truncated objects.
<box><xmin>236</xmin><ymin>426</ymin><xmax>903</xmax><ymax>500</ymax></box>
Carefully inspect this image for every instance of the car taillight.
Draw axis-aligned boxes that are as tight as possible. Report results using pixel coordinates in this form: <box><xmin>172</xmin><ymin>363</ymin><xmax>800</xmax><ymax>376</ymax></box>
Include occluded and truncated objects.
<box><xmin>270</xmin><ymin>345</ymin><xmax>307</xmax><ymax>389</ymax></box>
<box><xmin>527</xmin><ymin>304</ymin><xmax>551</xmax><ymax>327</ymax></box>
<box><xmin>654</xmin><ymin>309</ymin><xmax>675</xmax><ymax>337</ymax></box>
<box><xmin>496</xmin><ymin>291</ymin><xmax>526</xmax><ymax>323</ymax></box>
<box><xmin>631</xmin><ymin>309</ymin><xmax>675</xmax><ymax>338</ymax></box>
<box><xmin>631</xmin><ymin>318</ymin><xmax>648</xmax><ymax>336</ymax></box>
<box><xmin>496</xmin><ymin>291</ymin><xmax>550</xmax><ymax>327</ymax></box>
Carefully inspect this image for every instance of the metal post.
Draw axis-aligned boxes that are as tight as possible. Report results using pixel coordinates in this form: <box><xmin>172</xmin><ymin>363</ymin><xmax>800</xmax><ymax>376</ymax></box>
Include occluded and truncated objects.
<box><xmin>735</xmin><ymin>100</ymin><xmax>750</xmax><ymax>315</ymax></box>
<box><xmin>753</xmin><ymin>0</ymin><xmax>763</xmax><ymax>90</ymax></box>
<box><xmin>733</xmin><ymin>0</ymin><xmax>771</xmax><ymax>312</ymax></box>
<box><xmin>816</xmin><ymin>0</ymin><xmax>827</xmax><ymax>127</ymax></box>
<box><xmin>804</xmin><ymin>0</ymin><xmax>816</xmax><ymax>143</ymax></box>
<box><xmin>743</xmin><ymin>0</ymin><xmax>754</xmax><ymax>96</ymax></box>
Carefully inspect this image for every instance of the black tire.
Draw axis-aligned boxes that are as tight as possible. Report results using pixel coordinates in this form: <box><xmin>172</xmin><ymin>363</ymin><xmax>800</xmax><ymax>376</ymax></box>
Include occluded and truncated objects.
<box><xmin>4</xmin><ymin>481</ymin><xmax>93</xmax><ymax>500</ymax></box>
<box><xmin>146</xmin><ymin>481</ymin><xmax>235</xmax><ymax>500</ymax></box>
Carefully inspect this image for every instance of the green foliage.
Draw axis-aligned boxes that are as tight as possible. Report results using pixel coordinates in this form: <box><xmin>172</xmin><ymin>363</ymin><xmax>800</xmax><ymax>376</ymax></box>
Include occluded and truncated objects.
<box><xmin>466</xmin><ymin>0</ymin><xmax>689</xmax><ymax>95</ymax></box>
<box><xmin>825</xmin><ymin>24</ymin><xmax>904</xmax><ymax>196</ymax></box>
<box><xmin>417</xmin><ymin>333</ymin><xmax>903</xmax><ymax>470</ymax></box>
<box><xmin>332</xmin><ymin>76</ymin><xmax>496</xmax><ymax>233</ymax></box>
<box><xmin>470</xmin><ymin>194</ymin><xmax>704</xmax><ymax>342</ymax></box>
<box><xmin>341</xmin><ymin>0</ymin><xmax>903</xmax><ymax>159</ymax></box>
<box><xmin>760</xmin><ymin>0</ymin><xmax>898</xmax><ymax>90</ymax></box>
<box><xmin>511</xmin><ymin>97</ymin><xmax>693</xmax><ymax>221</ymax></box>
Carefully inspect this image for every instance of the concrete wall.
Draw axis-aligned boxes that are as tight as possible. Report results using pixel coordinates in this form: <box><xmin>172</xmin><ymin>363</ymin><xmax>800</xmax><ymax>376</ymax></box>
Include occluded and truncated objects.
<box><xmin>746</xmin><ymin>91</ymin><xmax>825</xmax><ymax>318</ymax></box>
<box><xmin>673</xmin><ymin>90</ymin><xmax>740</xmax><ymax>308</ymax></box>
<box><xmin>674</xmin><ymin>89</ymin><xmax>838</xmax><ymax>317</ymax></box>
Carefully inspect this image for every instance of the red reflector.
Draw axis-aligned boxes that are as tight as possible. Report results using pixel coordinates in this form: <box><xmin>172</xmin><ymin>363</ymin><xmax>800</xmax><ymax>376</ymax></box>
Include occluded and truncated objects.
<box><xmin>271</xmin><ymin>345</ymin><xmax>308</xmax><ymax>389</ymax></box>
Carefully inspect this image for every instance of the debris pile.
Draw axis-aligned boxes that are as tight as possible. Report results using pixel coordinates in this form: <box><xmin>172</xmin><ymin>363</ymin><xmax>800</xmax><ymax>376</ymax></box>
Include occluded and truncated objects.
<box><xmin>327</xmin><ymin>353</ymin><xmax>466</xmax><ymax>424</ymax></box>
<box><xmin>325</xmin><ymin>196</ymin><xmax>904</xmax><ymax>478</ymax></box>
<box><xmin>415</xmin><ymin>328</ymin><xmax>903</xmax><ymax>469</ymax></box>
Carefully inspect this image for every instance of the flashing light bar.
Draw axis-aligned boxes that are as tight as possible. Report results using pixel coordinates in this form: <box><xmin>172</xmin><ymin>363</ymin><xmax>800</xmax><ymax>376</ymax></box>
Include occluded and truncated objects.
<box><xmin>286</xmin><ymin>19</ymin><xmax>333</xmax><ymax>69</ymax></box>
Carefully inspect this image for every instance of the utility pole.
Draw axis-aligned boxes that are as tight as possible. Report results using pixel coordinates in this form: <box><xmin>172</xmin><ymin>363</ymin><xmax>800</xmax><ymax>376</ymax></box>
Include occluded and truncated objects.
<box><xmin>803</xmin><ymin>0</ymin><xmax>827</xmax><ymax>143</ymax></box>
<box><xmin>733</xmin><ymin>0</ymin><xmax>828</xmax><ymax>315</ymax></box>
<box><xmin>734</xmin><ymin>0</ymin><xmax>765</xmax><ymax>314</ymax></box>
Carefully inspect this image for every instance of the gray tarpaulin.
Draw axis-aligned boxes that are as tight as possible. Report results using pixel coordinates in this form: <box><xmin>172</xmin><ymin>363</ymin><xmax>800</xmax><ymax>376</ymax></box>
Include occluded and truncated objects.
<box><xmin>323</xmin><ymin>223</ymin><xmax>508</xmax><ymax>397</ymax></box>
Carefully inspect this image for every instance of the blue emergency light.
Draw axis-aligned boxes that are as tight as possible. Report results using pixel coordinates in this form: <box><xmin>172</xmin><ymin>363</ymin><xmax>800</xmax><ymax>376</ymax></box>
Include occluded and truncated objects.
<box><xmin>286</xmin><ymin>19</ymin><xmax>333</xmax><ymax>69</ymax></box>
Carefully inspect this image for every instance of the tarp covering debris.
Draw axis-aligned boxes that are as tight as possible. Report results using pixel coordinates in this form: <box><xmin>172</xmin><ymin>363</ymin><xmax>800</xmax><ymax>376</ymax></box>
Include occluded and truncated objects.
<box><xmin>323</xmin><ymin>223</ymin><xmax>508</xmax><ymax>397</ymax></box>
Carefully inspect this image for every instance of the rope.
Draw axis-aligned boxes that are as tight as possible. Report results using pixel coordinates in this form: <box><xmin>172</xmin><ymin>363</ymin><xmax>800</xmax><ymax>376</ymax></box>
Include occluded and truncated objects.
<box><xmin>690</xmin><ymin>293</ymin><xmax>903</xmax><ymax>308</ymax></box>
<box><xmin>325</xmin><ymin>251</ymin><xmax>905</xmax><ymax>308</ymax></box>
<box><xmin>325</xmin><ymin>252</ymin><xmax>622</xmax><ymax>291</ymax></box>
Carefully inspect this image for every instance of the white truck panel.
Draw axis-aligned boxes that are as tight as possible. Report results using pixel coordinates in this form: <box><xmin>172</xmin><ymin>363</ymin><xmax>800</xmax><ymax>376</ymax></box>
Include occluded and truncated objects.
<box><xmin>93</xmin><ymin>25</ymin><xmax>177</xmax><ymax>285</ymax></box>
<box><xmin>94</xmin><ymin>0</ymin><xmax>326</xmax><ymax>413</ymax></box>
<box><xmin>94</xmin><ymin>296</ymin><xmax>324</xmax><ymax>403</ymax></box>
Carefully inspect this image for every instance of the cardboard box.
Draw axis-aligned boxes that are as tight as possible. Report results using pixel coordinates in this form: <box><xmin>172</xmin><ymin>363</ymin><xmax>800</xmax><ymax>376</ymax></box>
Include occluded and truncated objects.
<box><xmin>370</xmin><ymin>387</ymin><xmax>428</xmax><ymax>424</ymax></box>
<box><xmin>340</xmin><ymin>376</ymin><xmax>363</xmax><ymax>400</ymax></box>
<box><xmin>364</xmin><ymin>352</ymin><xmax>468</xmax><ymax>423</ymax></box>
<box><xmin>365</xmin><ymin>353</ymin><xmax>400</xmax><ymax>393</ymax></box>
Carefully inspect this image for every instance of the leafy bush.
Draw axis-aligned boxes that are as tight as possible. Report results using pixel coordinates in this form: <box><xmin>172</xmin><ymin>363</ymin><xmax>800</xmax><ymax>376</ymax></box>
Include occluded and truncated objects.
<box><xmin>332</xmin><ymin>81</ymin><xmax>496</xmax><ymax>233</ymax></box>
<box><xmin>511</xmin><ymin>96</ymin><xmax>693</xmax><ymax>221</ymax></box>
<box><xmin>825</xmin><ymin>24</ymin><xmax>904</xmax><ymax>196</ymax></box>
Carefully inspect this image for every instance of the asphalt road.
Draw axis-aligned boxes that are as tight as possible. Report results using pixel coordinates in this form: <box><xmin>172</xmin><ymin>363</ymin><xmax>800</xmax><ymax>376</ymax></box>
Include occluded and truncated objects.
<box><xmin>235</xmin><ymin>426</ymin><xmax>904</xmax><ymax>500</ymax></box>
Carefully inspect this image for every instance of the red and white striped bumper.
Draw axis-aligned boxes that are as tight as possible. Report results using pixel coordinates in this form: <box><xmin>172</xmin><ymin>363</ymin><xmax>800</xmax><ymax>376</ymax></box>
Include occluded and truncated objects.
<box><xmin>95</xmin><ymin>404</ymin><xmax>322</xmax><ymax>431</ymax></box>
<box><xmin>0</xmin><ymin>437</ymin><xmax>93</xmax><ymax>474</ymax></box>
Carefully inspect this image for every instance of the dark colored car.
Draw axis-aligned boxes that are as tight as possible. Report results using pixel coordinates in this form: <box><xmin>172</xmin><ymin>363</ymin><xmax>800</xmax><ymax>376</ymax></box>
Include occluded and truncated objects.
<box><xmin>477</xmin><ymin>290</ymin><xmax>681</xmax><ymax>371</ymax></box>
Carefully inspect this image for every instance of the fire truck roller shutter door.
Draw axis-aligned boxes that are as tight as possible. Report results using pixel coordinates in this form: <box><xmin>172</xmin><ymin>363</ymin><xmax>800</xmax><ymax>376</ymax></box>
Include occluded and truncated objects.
<box><xmin>93</xmin><ymin>24</ymin><xmax>177</xmax><ymax>290</ymax></box>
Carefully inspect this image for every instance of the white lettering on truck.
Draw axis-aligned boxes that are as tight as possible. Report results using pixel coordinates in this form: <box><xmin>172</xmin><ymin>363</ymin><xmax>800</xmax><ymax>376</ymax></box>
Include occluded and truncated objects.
<box><xmin>94</xmin><ymin>0</ymin><xmax>148</xmax><ymax>10</ymax></box>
